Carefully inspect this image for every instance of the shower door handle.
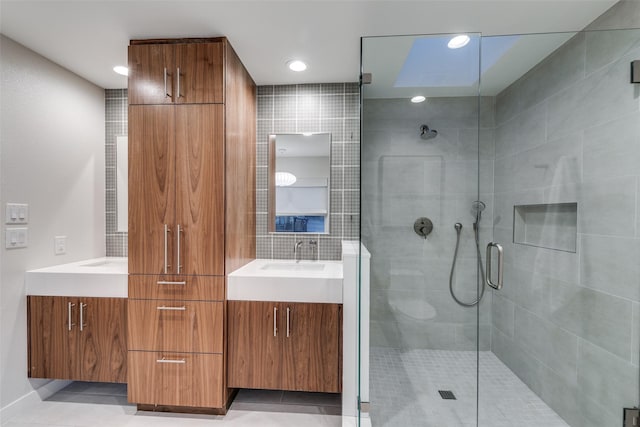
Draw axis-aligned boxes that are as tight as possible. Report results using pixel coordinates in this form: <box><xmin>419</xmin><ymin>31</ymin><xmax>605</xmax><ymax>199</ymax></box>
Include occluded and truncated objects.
<box><xmin>486</xmin><ymin>242</ymin><xmax>504</xmax><ymax>290</ymax></box>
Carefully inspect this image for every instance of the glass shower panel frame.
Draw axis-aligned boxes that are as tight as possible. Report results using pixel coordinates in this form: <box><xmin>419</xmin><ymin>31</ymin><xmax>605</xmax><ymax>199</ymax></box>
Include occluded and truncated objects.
<box><xmin>359</xmin><ymin>32</ymin><xmax>484</xmax><ymax>427</ymax></box>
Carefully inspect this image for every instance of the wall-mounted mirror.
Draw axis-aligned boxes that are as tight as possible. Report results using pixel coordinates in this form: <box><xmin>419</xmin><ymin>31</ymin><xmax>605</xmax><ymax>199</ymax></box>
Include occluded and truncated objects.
<box><xmin>268</xmin><ymin>133</ymin><xmax>331</xmax><ymax>233</ymax></box>
<box><xmin>116</xmin><ymin>135</ymin><xmax>128</xmax><ymax>232</ymax></box>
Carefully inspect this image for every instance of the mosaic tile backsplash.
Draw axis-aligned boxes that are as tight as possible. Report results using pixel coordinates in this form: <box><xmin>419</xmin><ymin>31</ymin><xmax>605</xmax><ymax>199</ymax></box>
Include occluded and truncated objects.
<box><xmin>104</xmin><ymin>83</ymin><xmax>360</xmax><ymax>260</ymax></box>
<box><xmin>256</xmin><ymin>83</ymin><xmax>360</xmax><ymax>261</ymax></box>
<box><xmin>105</xmin><ymin>89</ymin><xmax>128</xmax><ymax>256</ymax></box>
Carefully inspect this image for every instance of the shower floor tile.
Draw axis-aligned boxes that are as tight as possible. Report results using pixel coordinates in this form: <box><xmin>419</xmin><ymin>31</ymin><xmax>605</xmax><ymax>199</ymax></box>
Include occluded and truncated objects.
<box><xmin>370</xmin><ymin>348</ymin><xmax>569</xmax><ymax>427</ymax></box>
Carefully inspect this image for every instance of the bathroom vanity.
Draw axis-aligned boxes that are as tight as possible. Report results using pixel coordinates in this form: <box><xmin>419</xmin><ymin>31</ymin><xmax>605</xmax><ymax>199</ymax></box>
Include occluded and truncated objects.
<box><xmin>227</xmin><ymin>259</ymin><xmax>344</xmax><ymax>393</ymax></box>
<box><xmin>26</xmin><ymin>258</ymin><xmax>128</xmax><ymax>383</ymax></box>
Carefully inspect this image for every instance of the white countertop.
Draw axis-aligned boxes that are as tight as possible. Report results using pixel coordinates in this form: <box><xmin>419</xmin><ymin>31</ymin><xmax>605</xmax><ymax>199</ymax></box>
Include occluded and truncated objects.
<box><xmin>228</xmin><ymin>259</ymin><xmax>343</xmax><ymax>303</ymax></box>
<box><xmin>26</xmin><ymin>257</ymin><xmax>128</xmax><ymax>298</ymax></box>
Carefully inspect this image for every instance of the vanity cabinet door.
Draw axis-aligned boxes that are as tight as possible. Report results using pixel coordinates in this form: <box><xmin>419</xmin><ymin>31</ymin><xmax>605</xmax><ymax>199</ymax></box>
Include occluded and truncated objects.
<box><xmin>28</xmin><ymin>296</ymin><xmax>127</xmax><ymax>383</ymax></box>
<box><xmin>128</xmin><ymin>105</ymin><xmax>176</xmax><ymax>275</ymax></box>
<box><xmin>28</xmin><ymin>296</ymin><xmax>76</xmax><ymax>380</ymax></box>
<box><xmin>128</xmin><ymin>44</ymin><xmax>175</xmax><ymax>105</ymax></box>
<box><xmin>227</xmin><ymin>300</ymin><xmax>283</xmax><ymax>389</ymax></box>
<box><xmin>175</xmin><ymin>104</ymin><xmax>225</xmax><ymax>276</ymax></box>
<box><xmin>76</xmin><ymin>297</ymin><xmax>127</xmax><ymax>383</ymax></box>
<box><xmin>281</xmin><ymin>302</ymin><xmax>342</xmax><ymax>393</ymax></box>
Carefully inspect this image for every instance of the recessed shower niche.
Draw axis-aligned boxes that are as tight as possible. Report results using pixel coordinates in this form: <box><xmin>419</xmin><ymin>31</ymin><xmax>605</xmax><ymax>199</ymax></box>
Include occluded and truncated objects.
<box><xmin>513</xmin><ymin>203</ymin><xmax>577</xmax><ymax>252</ymax></box>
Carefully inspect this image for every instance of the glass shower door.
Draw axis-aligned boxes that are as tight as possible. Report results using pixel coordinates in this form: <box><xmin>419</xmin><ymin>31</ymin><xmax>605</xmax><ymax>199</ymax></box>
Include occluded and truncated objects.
<box><xmin>360</xmin><ymin>33</ymin><xmax>486</xmax><ymax>427</ymax></box>
<box><xmin>477</xmin><ymin>27</ymin><xmax>640</xmax><ymax>427</ymax></box>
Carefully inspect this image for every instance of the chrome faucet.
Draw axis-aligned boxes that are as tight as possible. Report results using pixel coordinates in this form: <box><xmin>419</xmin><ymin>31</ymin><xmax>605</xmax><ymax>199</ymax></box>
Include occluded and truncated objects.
<box><xmin>309</xmin><ymin>240</ymin><xmax>318</xmax><ymax>261</ymax></box>
<box><xmin>294</xmin><ymin>240</ymin><xmax>304</xmax><ymax>263</ymax></box>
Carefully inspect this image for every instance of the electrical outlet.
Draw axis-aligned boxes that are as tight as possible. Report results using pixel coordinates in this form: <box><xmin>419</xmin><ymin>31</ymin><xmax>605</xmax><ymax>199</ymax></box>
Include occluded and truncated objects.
<box><xmin>54</xmin><ymin>236</ymin><xmax>66</xmax><ymax>255</ymax></box>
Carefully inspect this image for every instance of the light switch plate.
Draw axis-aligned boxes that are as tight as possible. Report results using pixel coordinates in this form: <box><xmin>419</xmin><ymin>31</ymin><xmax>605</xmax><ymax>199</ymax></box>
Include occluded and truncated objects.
<box><xmin>5</xmin><ymin>227</ymin><xmax>28</xmax><ymax>249</ymax></box>
<box><xmin>54</xmin><ymin>236</ymin><xmax>66</xmax><ymax>255</ymax></box>
<box><xmin>5</xmin><ymin>203</ymin><xmax>28</xmax><ymax>224</ymax></box>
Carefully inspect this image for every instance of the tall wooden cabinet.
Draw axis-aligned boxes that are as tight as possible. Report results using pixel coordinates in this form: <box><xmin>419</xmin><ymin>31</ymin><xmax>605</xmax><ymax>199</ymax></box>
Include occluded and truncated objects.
<box><xmin>127</xmin><ymin>37</ymin><xmax>255</xmax><ymax>413</ymax></box>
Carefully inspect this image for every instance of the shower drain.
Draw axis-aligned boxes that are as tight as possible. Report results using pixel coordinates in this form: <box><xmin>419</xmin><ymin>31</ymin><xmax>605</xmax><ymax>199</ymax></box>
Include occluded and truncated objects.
<box><xmin>438</xmin><ymin>390</ymin><xmax>457</xmax><ymax>400</ymax></box>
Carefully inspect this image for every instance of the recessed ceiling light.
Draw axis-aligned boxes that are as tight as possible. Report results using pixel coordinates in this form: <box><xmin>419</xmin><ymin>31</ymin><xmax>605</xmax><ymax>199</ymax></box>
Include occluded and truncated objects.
<box><xmin>411</xmin><ymin>95</ymin><xmax>426</xmax><ymax>103</ymax></box>
<box><xmin>113</xmin><ymin>66</ymin><xmax>129</xmax><ymax>76</ymax></box>
<box><xmin>448</xmin><ymin>35</ymin><xmax>470</xmax><ymax>49</ymax></box>
<box><xmin>275</xmin><ymin>172</ymin><xmax>297</xmax><ymax>187</ymax></box>
<box><xmin>302</xmin><ymin>132</ymin><xmax>313</xmax><ymax>136</ymax></box>
<box><xmin>287</xmin><ymin>60</ymin><xmax>307</xmax><ymax>72</ymax></box>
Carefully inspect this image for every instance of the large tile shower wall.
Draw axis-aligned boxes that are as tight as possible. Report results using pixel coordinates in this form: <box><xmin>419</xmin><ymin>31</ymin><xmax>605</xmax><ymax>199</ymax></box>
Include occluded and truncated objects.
<box><xmin>256</xmin><ymin>83</ymin><xmax>360</xmax><ymax>260</ymax></box>
<box><xmin>362</xmin><ymin>97</ymin><xmax>495</xmax><ymax>350</ymax></box>
<box><xmin>105</xmin><ymin>89</ymin><xmax>128</xmax><ymax>256</ymax></box>
<box><xmin>490</xmin><ymin>23</ymin><xmax>640</xmax><ymax>427</ymax></box>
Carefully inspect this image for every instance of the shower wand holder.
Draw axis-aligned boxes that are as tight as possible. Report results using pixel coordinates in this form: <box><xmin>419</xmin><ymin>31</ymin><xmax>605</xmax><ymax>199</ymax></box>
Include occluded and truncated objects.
<box><xmin>414</xmin><ymin>217</ymin><xmax>434</xmax><ymax>239</ymax></box>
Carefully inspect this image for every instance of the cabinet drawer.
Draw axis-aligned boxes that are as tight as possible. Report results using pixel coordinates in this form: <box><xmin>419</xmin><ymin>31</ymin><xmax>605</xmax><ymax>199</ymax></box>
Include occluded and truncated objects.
<box><xmin>128</xmin><ymin>351</ymin><xmax>223</xmax><ymax>408</ymax></box>
<box><xmin>129</xmin><ymin>275</ymin><xmax>224</xmax><ymax>301</ymax></box>
<box><xmin>128</xmin><ymin>300</ymin><xmax>223</xmax><ymax>353</ymax></box>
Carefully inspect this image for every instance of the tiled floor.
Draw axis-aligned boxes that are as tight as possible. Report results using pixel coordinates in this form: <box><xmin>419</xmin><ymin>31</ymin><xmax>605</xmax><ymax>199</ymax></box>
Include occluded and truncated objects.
<box><xmin>4</xmin><ymin>383</ymin><xmax>342</xmax><ymax>427</ymax></box>
<box><xmin>370</xmin><ymin>348</ymin><xmax>569</xmax><ymax>427</ymax></box>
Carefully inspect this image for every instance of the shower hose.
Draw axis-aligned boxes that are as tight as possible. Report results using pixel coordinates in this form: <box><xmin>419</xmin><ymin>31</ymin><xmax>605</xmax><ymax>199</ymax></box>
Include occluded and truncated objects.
<box><xmin>449</xmin><ymin>222</ymin><xmax>487</xmax><ymax>307</ymax></box>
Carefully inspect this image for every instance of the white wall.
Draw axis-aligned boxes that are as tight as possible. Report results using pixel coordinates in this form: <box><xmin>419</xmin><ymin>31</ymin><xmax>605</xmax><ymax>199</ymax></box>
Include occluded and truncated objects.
<box><xmin>0</xmin><ymin>35</ymin><xmax>105</xmax><ymax>419</ymax></box>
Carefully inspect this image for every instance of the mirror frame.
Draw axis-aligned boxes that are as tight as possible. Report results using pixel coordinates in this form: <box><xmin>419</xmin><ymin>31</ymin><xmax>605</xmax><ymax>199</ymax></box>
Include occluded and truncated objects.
<box><xmin>268</xmin><ymin>133</ymin><xmax>331</xmax><ymax>234</ymax></box>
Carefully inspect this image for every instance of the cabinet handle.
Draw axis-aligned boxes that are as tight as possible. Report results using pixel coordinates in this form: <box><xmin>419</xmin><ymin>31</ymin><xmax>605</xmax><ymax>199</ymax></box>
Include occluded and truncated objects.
<box><xmin>163</xmin><ymin>224</ymin><xmax>171</xmax><ymax>274</ymax></box>
<box><xmin>156</xmin><ymin>306</ymin><xmax>186</xmax><ymax>311</ymax></box>
<box><xmin>176</xmin><ymin>67</ymin><xmax>181</xmax><ymax>99</ymax></box>
<box><xmin>156</xmin><ymin>280</ymin><xmax>186</xmax><ymax>286</ymax></box>
<box><xmin>67</xmin><ymin>302</ymin><xmax>75</xmax><ymax>331</ymax></box>
<box><xmin>286</xmin><ymin>307</ymin><xmax>290</xmax><ymax>338</ymax></box>
<box><xmin>176</xmin><ymin>224</ymin><xmax>182</xmax><ymax>274</ymax></box>
<box><xmin>79</xmin><ymin>303</ymin><xmax>87</xmax><ymax>331</ymax></box>
<box><xmin>273</xmin><ymin>307</ymin><xmax>278</xmax><ymax>337</ymax></box>
<box><xmin>163</xmin><ymin>67</ymin><xmax>171</xmax><ymax>98</ymax></box>
<box><xmin>156</xmin><ymin>357</ymin><xmax>186</xmax><ymax>364</ymax></box>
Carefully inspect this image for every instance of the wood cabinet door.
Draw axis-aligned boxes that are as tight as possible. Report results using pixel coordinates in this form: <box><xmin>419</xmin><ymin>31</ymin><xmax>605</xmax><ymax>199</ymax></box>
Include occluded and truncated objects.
<box><xmin>227</xmin><ymin>301</ymin><xmax>282</xmax><ymax>389</ymax></box>
<box><xmin>28</xmin><ymin>296</ymin><xmax>76</xmax><ymax>380</ymax></box>
<box><xmin>175</xmin><ymin>105</ymin><xmax>224</xmax><ymax>276</ymax></box>
<box><xmin>128</xmin><ymin>105</ymin><xmax>176</xmax><ymax>274</ymax></box>
<box><xmin>176</xmin><ymin>43</ymin><xmax>224</xmax><ymax>104</ymax></box>
<box><xmin>128</xmin><ymin>44</ymin><xmax>175</xmax><ymax>105</ymax></box>
<box><xmin>76</xmin><ymin>298</ymin><xmax>127</xmax><ymax>383</ymax></box>
<box><xmin>281</xmin><ymin>303</ymin><xmax>342</xmax><ymax>393</ymax></box>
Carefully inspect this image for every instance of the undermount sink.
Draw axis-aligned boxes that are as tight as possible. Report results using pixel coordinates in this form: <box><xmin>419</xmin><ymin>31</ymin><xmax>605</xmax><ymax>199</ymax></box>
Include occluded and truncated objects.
<box><xmin>260</xmin><ymin>262</ymin><xmax>326</xmax><ymax>272</ymax></box>
<box><xmin>228</xmin><ymin>259</ymin><xmax>343</xmax><ymax>303</ymax></box>
<box><xmin>26</xmin><ymin>257</ymin><xmax>128</xmax><ymax>298</ymax></box>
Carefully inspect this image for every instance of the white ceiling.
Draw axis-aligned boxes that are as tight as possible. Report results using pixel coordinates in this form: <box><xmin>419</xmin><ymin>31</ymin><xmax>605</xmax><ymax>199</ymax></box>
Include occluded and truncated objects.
<box><xmin>0</xmin><ymin>0</ymin><xmax>617</xmax><ymax>89</ymax></box>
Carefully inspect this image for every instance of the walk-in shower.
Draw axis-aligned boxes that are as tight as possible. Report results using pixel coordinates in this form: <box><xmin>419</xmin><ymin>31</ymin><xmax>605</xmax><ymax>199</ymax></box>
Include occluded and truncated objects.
<box><xmin>361</xmin><ymin>22</ymin><xmax>640</xmax><ymax>427</ymax></box>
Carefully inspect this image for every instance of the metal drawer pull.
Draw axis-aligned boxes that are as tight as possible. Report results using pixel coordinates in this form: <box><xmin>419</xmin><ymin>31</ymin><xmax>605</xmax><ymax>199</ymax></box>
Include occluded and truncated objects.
<box><xmin>163</xmin><ymin>68</ymin><xmax>170</xmax><ymax>98</ymax></box>
<box><xmin>176</xmin><ymin>67</ymin><xmax>181</xmax><ymax>98</ymax></box>
<box><xmin>176</xmin><ymin>224</ymin><xmax>182</xmax><ymax>274</ymax></box>
<box><xmin>156</xmin><ymin>357</ymin><xmax>186</xmax><ymax>364</ymax></box>
<box><xmin>68</xmin><ymin>302</ymin><xmax>75</xmax><ymax>331</ymax></box>
<box><xmin>273</xmin><ymin>307</ymin><xmax>278</xmax><ymax>337</ymax></box>
<box><xmin>156</xmin><ymin>306</ymin><xmax>186</xmax><ymax>311</ymax></box>
<box><xmin>163</xmin><ymin>224</ymin><xmax>171</xmax><ymax>274</ymax></box>
<box><xmin>286</xmin><ymin>307</ymin><xmax>291</xmax><ymax>338</ymax></box>
<box><xmin>486</xmin><ymin>242</ymin><xmax>504</xmax><ymax>290</ymax></box>
<box><xmin>79</xmin><ymin>303</ymin><xmax>87</xmax><ymax>331</ymax></box>
<box><xmin>156</xmin><ymin>281</ymin><xmax>186</xmax><ymax>285</ymax></box>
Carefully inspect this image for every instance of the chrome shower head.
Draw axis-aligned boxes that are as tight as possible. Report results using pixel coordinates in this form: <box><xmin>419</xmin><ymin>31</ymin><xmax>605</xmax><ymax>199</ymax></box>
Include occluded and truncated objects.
<box><xmin>471</xmin><ymin>200</ymin><xmax>486</xmax><ymax>223</ymax></box>
<box><xmin>420</xmin><ymin>124</ymin><xmax>438</xmax><ymax>140</ymax></box>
